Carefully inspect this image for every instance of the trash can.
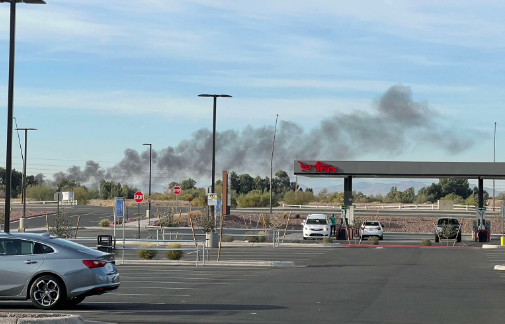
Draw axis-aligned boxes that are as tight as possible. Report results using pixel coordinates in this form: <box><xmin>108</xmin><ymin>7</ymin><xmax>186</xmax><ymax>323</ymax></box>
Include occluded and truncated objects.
<box><xmin>337</xmin><ymin>227</ymin><xmax>347</xmax><ymax>240</ymax></box>
<box><xmin>97</xmin><ymin>235</ymin><xmax>114</xmax><ymax>253</ymax></box>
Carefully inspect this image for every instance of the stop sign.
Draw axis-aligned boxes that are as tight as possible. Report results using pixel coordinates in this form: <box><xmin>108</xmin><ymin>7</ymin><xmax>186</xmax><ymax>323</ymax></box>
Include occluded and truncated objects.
<box><xmin>134</xmin><ymin>191</ymin><xmax>144</xmax><ymax>203</ymax></box>
<box><xmin>173</xmin><ymin>186</ymin><xmax>181</xmax><ymax>195</ymax></box>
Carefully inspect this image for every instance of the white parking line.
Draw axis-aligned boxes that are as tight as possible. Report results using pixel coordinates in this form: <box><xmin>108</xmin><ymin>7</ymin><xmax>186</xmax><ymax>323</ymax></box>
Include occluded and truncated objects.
<box><xmin>123</xmin><ymin>280</ymin><xmax>230</xmax><ymax>285</ymax></box>
<box><xmin>118</xmin><ymin>276</ymin><xmax>246</xmax><ymax>281</ymax></box>
<box><xmin>108</xmin><ymin>293</ymin><xmax>191</xmax><ymax>297</ymax></box>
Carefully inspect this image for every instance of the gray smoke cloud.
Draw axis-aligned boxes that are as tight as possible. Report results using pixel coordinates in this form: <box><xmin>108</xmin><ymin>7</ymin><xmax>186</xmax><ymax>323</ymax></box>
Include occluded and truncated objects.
<box><xmin>53</xmin><ymin>84</ymin><xmax>483</xmax><ymax>187</ymax></box>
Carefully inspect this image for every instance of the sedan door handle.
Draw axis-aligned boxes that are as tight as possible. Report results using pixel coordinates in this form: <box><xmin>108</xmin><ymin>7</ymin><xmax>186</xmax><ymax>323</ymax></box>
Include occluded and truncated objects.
<box><xmin>24</xmin><ymin>260</ymin><xmax>37</xmax><ymax>264</ymax></box>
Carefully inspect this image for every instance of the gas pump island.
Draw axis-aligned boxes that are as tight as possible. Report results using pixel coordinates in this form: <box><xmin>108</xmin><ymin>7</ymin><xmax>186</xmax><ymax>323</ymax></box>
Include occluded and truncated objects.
<box><xmin>294</xmin><ymin>160</ymin><xmax>505</xmax><ymax>243</ymax></box>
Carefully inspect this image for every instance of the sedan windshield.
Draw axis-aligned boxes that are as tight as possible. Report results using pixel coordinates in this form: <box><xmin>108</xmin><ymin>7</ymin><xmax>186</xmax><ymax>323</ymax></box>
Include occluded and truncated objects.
<box><xmin>437</xmin><ymin>219</ymin><xmax>460</xmax><ymax>225</ymax></box>
<box><xmin>306</xmin><ymin>219</ymin><xmax>327</xmax><ymax>225</ymax></box>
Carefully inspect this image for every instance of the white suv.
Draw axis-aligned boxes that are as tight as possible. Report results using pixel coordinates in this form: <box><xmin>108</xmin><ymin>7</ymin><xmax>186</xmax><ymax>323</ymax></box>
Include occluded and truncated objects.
<box><xmin>302</xmin><ymin>214</ymin><xmax>330</xmax><ymax>240</ymax></box>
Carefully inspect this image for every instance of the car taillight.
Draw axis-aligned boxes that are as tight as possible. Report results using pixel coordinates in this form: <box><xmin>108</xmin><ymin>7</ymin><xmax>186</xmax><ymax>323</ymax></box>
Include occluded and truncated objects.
<box><xmin>377</xmin><ymin>227</ymin><xmax>381</xmax><ymax>230</ymax></box>
<box><xmin>82</xmin><ymin>260</ymin><xmax>107</xmax><ymax>269</ymax></box>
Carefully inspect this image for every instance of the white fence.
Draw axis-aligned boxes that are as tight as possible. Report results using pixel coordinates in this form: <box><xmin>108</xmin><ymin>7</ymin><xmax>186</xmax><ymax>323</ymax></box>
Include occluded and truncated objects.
<box><xmin>282</xmin><ymin>203</ymin><xmax>501</xmax><ymax>211</ymax></box>
<box><xmin>0</xmin><ymin>200</ymin><xmax>78</xmax><ymax>205</ymax></box>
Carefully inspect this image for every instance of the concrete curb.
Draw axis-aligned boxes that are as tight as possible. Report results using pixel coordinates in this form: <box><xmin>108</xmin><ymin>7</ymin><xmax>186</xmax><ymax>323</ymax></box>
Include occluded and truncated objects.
<box><xmin>494</xmin><ymin>265</ymin><xmax>505</xmax><ymax>270</ymax></box>
<box><xmin>117</xmin><ymin>259</ymin><xmax>296</xmax><ymax>267</ymax></box>
<box><xmin>0</xmin><ymin>315</ymin><xmax>84</xmax><ymax>324</ymax></box>
<box><xmin>482</xmin><ymin>244</ymin><xmax>505</xmax><ymax>249</ymax></box>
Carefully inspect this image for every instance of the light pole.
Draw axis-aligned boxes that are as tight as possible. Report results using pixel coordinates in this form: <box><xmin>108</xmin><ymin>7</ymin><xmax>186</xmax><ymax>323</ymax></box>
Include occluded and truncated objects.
<box><xmin>270</xmin><ymin>114</ymin><xmax>279</xmax><ymax>214</ymax></box>
<box><xmin>2</xmin><ymin>0</ymin><xmax>46</xmax><ymax>233</ymax></box>
<box><xmin>493</xmin><ymin>122</ymin><xmax>496</xmax><ymax>213</ymax></box>
<box><xmin>198</xmin><ymin>94</ymin><xmax>232</xmax><ymax>225</ymax></box>
<box><xmin>16</xmin><ymin>127</ymin><xmax>36</xmax><ymax>232</ymax></box>
<box><xmin>143</xmin><ymin>143</ymin><xmax>152</xmax><ymax>226</ymax></box>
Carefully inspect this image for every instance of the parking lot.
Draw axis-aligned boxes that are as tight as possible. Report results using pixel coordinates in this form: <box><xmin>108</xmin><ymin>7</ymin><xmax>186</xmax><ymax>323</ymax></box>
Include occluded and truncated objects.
<box><xmin>2</xmin><ymin>245</ymin><xmax>505</xmax><ymax>323</ymax></box>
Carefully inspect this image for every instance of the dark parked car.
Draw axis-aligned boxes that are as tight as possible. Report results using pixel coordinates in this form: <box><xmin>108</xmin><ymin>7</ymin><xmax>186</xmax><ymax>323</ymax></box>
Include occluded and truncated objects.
<box><xmin>435</xmin><ymin>217</ymin><xmax>461</xmax><ymax>242</ymax></box>
<box><xmin>0</xmin><ymin>232</ymin><xmax>119</xmax><ymax>309</ymax></box>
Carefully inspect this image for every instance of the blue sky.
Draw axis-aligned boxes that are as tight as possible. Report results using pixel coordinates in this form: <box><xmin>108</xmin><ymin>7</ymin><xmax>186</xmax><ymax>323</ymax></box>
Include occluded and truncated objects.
<box><xmin>1</xmin><ymin>0</ymin><xmax>505</xmax><ymax>192</ymax></box>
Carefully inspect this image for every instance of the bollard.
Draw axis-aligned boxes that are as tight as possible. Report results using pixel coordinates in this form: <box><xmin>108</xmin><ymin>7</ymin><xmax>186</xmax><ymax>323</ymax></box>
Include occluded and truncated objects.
<box><xmin>501</xmin><ymin>236</ymin><xmax>505</xmax><ymax>246</ymax></box>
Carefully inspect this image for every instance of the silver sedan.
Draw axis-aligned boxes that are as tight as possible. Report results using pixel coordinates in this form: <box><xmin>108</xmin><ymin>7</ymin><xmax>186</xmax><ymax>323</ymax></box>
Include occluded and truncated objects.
<box><xmin>0</xmin><ymin>232</ymin><xmax>119</xmax><ymax>309</ymax></box>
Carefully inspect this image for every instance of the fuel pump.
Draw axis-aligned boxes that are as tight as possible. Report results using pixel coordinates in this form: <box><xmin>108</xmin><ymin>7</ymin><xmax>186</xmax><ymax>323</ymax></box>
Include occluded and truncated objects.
<box><xmin>473</xmin><ymin>207</ymin><xmax>490</xmax><ymax>242</ymax></box>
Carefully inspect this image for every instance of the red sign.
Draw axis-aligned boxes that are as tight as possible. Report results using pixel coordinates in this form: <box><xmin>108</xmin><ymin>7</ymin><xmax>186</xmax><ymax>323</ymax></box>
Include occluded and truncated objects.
<box><xmin>173</xmin><ymin>186</ymin><xmax>181</xmax><ymax>195</ymax></box>
<box><xmin>298</xmin><ymin>161</ymin><xmax>337</xmax><ymax>173</ymax></box>
<box><xmin>134</xmin><ymin>191</ymin><xmax>144</xmax><ymax>203</ymax></box>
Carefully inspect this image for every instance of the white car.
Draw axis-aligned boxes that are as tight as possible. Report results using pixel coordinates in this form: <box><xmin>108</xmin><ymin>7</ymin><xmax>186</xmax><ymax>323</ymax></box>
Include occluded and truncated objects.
<box><xmin>302</xmin><ymin>214</ymin><xmax>330</xmax><ymax>240</ymax></box>
<box><xmin>359</xmin><ymin>220</ymin><xmax>384</xmax><ymax>240</ymax></box>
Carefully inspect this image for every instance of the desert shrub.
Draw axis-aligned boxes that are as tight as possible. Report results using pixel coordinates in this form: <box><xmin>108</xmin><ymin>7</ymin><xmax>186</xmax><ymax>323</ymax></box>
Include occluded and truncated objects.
<box><xmin>322</xmin><ymin>237</ymin><xmax>333</xmax><ymax>244</ymax></box>
<box><xmin>245</xmin><ymin>231</ymin><xmax>267</xmax><ymax>243</ymax></box>
<box><xmin>100</xmin><ymin>219</ymin><xmax>110</xmax><ymax>227</ymax></box>
<box><xmin>294</xmin><ymin>213</ymin><xmax>301</xmax><ymax>219</ymax></box>
<box><xmin>368</xmin><ymin>236</ymin><xmax>379</xmax><ymax>245</ymax></box>
<box><xmin>138</xmin><ymin>243</ymin><xmax>157</xmax><ymax>260</ymax></box>
<box><xmin>421</xmin><ymin>239</ymin><xmax>432</xmax><ymax>246</ymax></box>
<box><xmin>283</xmin><ymin>190</ymin><xmax>315</xmax><ymax>205</ymax></box>
<box><xmin>223</xmin><ymin>235</ymin><xmax>234</xmax><ymax>242</ymax></box>
<box><xmin>165</xmin><ymin>243</ymin><xmax>184</xmax><ymax>260</ymax></box>
<box><xmin>237</xmin><ymin>190</ymin><xmax>273</xmax><ymax>207</ymax></box>
<box><xmin>26</xmin><ymin>185</ymin><xmax>56</xmax><ymax>201</ymax></box>
<box><xmin>49</xmin><ymin>212</ymin><xmax>73</xmax><ymax>238</ymax></box>
<box><xmin>73</xmin><ymin>187</ymin><xmax>90</xmax><ymax>205</ymax></box>
<box><xmin>159</xmin><ymin>206</ymin><xmax>177</xmax><ymax>227</ymax></box>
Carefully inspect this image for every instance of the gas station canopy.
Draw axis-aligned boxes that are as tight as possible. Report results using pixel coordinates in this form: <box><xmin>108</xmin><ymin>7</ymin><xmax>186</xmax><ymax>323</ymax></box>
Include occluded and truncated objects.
<box><xmin>294</xmin><ymin>161</ymin><xmax>505</xmax><ymax>179</ymax></box>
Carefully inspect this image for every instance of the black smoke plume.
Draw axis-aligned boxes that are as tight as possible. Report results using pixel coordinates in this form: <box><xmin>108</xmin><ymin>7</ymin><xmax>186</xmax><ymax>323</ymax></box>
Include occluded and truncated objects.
<box><xmin>53</xmin><ymin>84</ymin><xmax>482</xmax><ymax>187</ymax></box>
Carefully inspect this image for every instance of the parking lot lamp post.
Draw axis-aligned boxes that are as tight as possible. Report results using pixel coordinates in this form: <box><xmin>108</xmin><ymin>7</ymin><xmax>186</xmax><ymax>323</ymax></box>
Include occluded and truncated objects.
<box><xmin>198</xmin><ymin>94</ymin><xmax>232</xmax><ymax>225</ymax></box>
<box><xmin>16</xmin><ymin>127</ymin><xmax>36</xmax><ymax>231</ymax></box>
<box><xmin>143</xmin><ymin>143</ymin><xmax>152</xmax><ymax>226</ymax></box>
<box><xmin>2</xmin><ymin>0</ymin><xmax>46</xmax><ymax>233</ymax></box>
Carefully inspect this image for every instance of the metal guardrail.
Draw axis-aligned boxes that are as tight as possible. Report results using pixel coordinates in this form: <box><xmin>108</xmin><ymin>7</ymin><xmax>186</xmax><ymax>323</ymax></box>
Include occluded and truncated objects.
<box><xmin>71</xmin><ymin>237</ymin><xmax>207</xmax><ymax>266</ymax></box>
<box><xmin>148</xmin><ymin>227</ymin><xmax>281</xmax><ymax>247</ymax></box>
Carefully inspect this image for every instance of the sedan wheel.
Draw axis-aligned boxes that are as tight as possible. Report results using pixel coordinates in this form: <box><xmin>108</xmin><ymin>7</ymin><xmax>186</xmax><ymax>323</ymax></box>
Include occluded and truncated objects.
<box><xmin>30</xmin><ymin>275</ymin><xmax>66</xmax><ymax>310</ymax></box>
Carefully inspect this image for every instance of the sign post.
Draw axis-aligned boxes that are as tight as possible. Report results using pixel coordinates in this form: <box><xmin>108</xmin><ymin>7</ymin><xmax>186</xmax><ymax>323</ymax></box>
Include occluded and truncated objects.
<box><xmin>208</xmin><ymin>193</ymin><xmax>218</xmax><ymax>227</ymax></box>
<box><xmin>114</xmin><ymin>198</ymin><xmax>124</xmax><ymax>239</ymax></box>
<box><xmin>54</xmin><ymin>192</ymin><xmax>62</xmax><ymax>216</ymax></box>
<box><xmin>173</xmin><ymin>186</ymin><xmax>181</xmax><ymax>212</ymax></box>
<box><xmin>134</xmin><ymin>191</ymin><xmax>144</xmax><ymax>238</ymax></box>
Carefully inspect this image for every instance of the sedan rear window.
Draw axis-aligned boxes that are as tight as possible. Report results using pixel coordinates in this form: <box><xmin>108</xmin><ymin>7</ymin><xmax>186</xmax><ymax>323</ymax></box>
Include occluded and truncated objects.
<box><xmin>365</xmin><ymin>221</ymin><xmax>380</xmax><ymax>226</ymax></box>
<box><xmin>50</xmin><ymin>238</ymin><xmax>96</xmax><ymax>252</ymax></box>
<box><xmin>306</xmin><ymin>219</ymin><xmax>327</xmax><ymax>225</ymax></box>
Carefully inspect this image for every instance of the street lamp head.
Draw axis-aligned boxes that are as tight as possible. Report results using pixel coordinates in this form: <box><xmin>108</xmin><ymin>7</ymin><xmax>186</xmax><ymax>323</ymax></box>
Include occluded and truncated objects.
<box><xmin>143</xmin><ymin>143</ymin><xmax>152</xmax><ymax>146</ymax></box>
<box><xmin>198</xmin><ymin>94</ymin><xmax>232</xmax><ymax>98</ymax></box>
<box><xmin>0</xmin><ymin>1</ymin><xmax>46</xmax><ymax>3</ymax></box>
<box><xmin>15</xmin><ymin>128</ymin><xmax>37</xmax><ymax>131</ymax></box>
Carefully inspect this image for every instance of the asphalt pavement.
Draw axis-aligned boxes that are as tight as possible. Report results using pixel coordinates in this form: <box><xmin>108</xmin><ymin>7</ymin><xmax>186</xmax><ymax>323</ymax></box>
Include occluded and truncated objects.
<box><xmin>1</xmin><ymin>246</ymin><xmax>505</xmax><ymax>323</ymax></box>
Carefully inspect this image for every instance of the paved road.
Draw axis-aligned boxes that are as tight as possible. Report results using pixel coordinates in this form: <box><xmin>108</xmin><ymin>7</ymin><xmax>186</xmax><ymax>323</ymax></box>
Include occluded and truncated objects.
<box><xmin>1</xmin><ymin>246</ymin><xmax>505</xmax><ymax>323</ymax></box>
<box><xmin>6</xmin><ymin>205</ymin><xmax>491</xmax><ymax>232</ymax></box>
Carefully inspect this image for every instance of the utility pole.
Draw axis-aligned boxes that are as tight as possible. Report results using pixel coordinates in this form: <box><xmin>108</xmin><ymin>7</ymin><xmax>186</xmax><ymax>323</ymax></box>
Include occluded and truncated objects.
<box><xmin>16</xmin><ymin>127</ymin><xmax>36</xmax><ymax>232</ymax></box>
<box><xmin>269</xmin><ymin>114</ymin><xmax>279</xmax><ymax>214</ymax></box>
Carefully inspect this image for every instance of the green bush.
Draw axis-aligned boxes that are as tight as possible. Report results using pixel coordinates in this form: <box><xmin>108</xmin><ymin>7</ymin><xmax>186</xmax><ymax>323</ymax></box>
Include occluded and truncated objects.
<box><xmin>223</xmin><ymin>235</ymin><xmax>234</xmax><ymax>242</ymax></box>
<box><xmin>283</xmin><ymin>190</ymin><xmax>315</xmax><ymax>205</ymax></box>
<box><xmin>26</xmin><ymin>185</ymin><xmax>56</xmax><ymax>201</ymax></box>
<box><xmin>245</xmin><ymin>231</ymin><xmax>267</xmax><ymax>243</ymax></box>
<box><xmin>138</xmin><ymin>243</ymin><xmax>157</xmax><ymax>260</ymax></box>
<box><xmin>421</xmin><ymin>239</ymin><xmax>432</xmax><ymax>246</ymax></box>
<box><xmin>73</xmin><ymin>187</ymin><xmax>90</xmax><ymax>205</ymax></box>
<box><xmin>237</xmin><ymin>191</ymin><xmax>273</xmax><ymax>208</ymax></box>
<box><xmin>322</xmin><ymin>237</ymin><xmax>333</xmax><ymax>244</ymax></box>
<box><xmin>368</xmin><ymin>236</ymin><xmax>379</xmax><ymax>245</ymax></box>
<box><xmin>100</xmin><ymin>219</ymin><xmax>110</xmax><ymax>227</ymax></box>
<box><xmin>165</xmin><ymin>243</ymin><xmax>184</xmax><ymax>260</ymax></box>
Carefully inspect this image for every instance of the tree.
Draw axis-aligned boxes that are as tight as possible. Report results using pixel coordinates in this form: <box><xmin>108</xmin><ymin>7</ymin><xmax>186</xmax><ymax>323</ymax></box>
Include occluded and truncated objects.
<box><xmin>168</xmin><ymin>181</ymin><xmax>179</xmax><ymax>190</ymax></box>
<box><xmin>180</xmin><ymin>178</ymin><xmax>197</xmax><ymax>190</ymax></box>
<box><xmin>275</xmin><ymin>170</ymin><xmax>290</xmax><ymax>191</ymax></box>
<box><xmin>230</xmin><ymin>171</ymin><xmax>241</xmax><ymax>194</ymax></box>
<box><xmin>0</xmin><ymin>167</ymin><xmax>23</xmax><ymax>198</ymax></box>
<box><xmin>439</xmin><ymin>178</ymin><xmax>472</xmax><ymax>199</ymax></box>
<box><xmin>99</xmin><ymin>179</ymin><xmax>111</xmax><ymax>199</ymax></box>
<box><xmin>238</xmin><ymin>174</ymin><xmax>254</xmax><ymax>194</ymax></box>
<box><xmin>283</xmin><ymin>190</ymin><xmax>314</xmax><ymax>205</ymax></box>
